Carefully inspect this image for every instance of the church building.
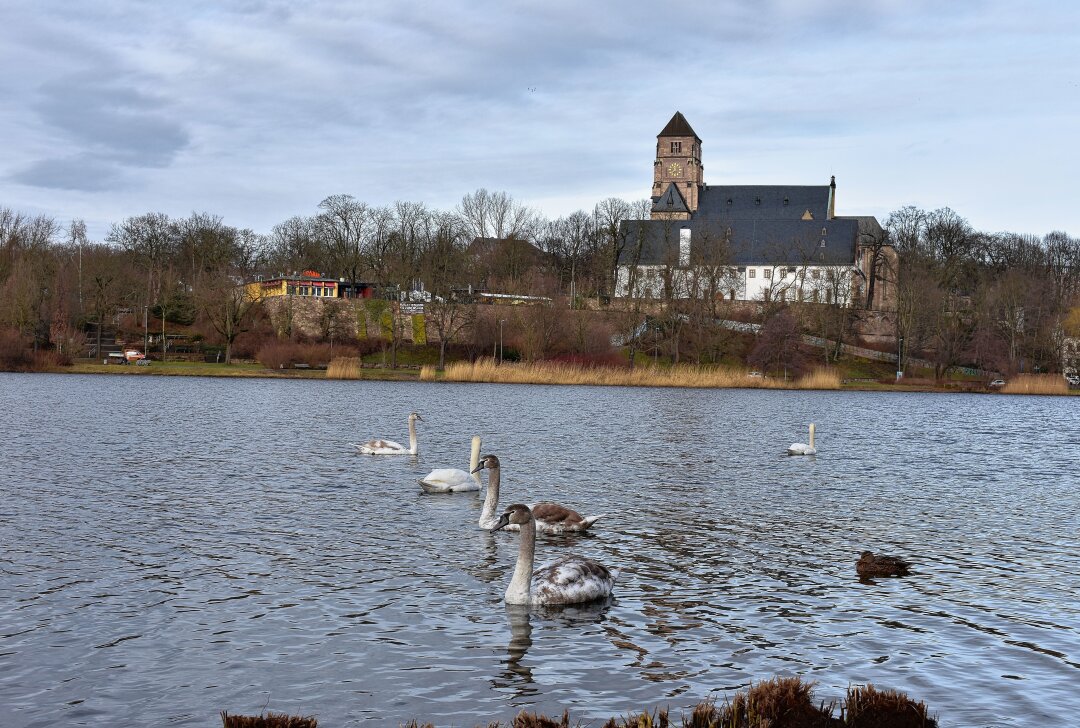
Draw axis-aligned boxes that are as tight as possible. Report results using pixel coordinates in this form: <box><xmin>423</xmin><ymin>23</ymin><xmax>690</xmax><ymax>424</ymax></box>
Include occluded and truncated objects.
<box><xmin>616</xmin><ymin>112</ymin><xmax>894</xmax><ymax>309</ymax></box>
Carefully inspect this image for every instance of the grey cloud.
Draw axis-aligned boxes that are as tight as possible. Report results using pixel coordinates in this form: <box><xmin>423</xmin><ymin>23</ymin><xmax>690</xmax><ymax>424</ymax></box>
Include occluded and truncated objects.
<box><xmin>33</xmin><ymin>76</ymin><xmax>189</xmax><ymax>168</ymax></box>
<box><xmin>11</xmin><ymin>154</ymin><xmax>125</xmax><ymax>191</ymax></box>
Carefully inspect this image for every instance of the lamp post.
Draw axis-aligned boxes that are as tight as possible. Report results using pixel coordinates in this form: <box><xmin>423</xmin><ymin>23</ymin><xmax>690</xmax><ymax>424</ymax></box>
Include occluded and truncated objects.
<box><xmin>143</xmin><ymin>305</ymin><xmax>149</xmax><ymax>356</ymax></box>
<box><xmin>499</xmin><ymin>319</ymin><xmax>505</xmax><ymax>365</ymax></box>
<box><xmin>897</xmin><ymin>335</ymin><xmax>904</xmax><ymax>379</ymax></box>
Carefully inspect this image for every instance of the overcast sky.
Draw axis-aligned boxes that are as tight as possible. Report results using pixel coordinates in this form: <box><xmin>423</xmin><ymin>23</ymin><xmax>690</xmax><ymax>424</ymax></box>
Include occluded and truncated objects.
<box><xmin>2</xmin><ymin>0</ymin><xmax>1078</xmax><ymax>241</ymax></box>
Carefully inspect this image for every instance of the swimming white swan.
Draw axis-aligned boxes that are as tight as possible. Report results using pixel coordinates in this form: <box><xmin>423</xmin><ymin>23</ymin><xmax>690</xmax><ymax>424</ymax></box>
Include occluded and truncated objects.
<box><xmin>472</xmin><ymin>454</ymin><xmax>606</xmax><ymax>534</ymax></box>
<box><xmin>492</xmin><ymin>503</ymin><xmax>618</xmax><ymax>605</ymax></box>
<box><xmin>418</xmin><ymin>436</ymin><xmax>482</xmax><ymax>493</ymax></box>
<box><xmin>787</xmin><ymin>423</ymin><xmax>816</xmax><ymax>456</ymax></box>
<box><xmin>356</xmin><ymin>412</ymin><xmax>422</xmax><ymax>455</ymax></box>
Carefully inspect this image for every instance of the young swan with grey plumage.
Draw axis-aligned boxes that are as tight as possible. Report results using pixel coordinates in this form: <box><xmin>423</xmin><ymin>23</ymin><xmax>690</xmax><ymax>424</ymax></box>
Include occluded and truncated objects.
<box><xmin>492</xmin><ymin>504</ymin><xmax>619</xmax><ymax>605</ymax></box>
<box><xmin>471</xmin><ymin>454</ymin><xmax>606</xmax><ymax>534</ymax></box>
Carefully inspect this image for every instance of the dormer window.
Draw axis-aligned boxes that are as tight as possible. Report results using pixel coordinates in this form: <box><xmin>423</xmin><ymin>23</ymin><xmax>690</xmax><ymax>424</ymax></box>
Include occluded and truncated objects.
<box><xmin>783</xmin><ymin>197</ymin><xmax>789</xmax><ymax>206</ymax></box>
<box><xmin>755</xmin><ymin>197</ymin><xmax>761</xmax><ymax>205</ymax></box>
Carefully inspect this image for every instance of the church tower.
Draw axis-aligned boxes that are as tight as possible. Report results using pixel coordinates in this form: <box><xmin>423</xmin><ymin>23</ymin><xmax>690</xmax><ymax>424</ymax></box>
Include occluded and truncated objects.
<box><xmin>652</xmin><ymin>111</ymin><xmax>703</xmax><ymax>220</ymax></box>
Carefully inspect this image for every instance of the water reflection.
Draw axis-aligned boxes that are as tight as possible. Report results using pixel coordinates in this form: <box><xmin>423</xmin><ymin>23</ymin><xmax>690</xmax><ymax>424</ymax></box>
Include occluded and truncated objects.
<box><xmin>498</xmin><ymin>599</ymin><xmax>617</xmax><ymax>698</ymax></box>
<box><xmin>2</xmin><ymin>375</ymin><xmax>1079</xmax><ymax>728</ymax></box>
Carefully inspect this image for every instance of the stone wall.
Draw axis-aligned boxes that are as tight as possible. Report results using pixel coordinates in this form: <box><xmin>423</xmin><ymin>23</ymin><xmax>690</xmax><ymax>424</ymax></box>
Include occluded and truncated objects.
<box><xmin>260</xmin><ymin>296</ymin><xmax>428</xmax><ymax>343</ymax></box>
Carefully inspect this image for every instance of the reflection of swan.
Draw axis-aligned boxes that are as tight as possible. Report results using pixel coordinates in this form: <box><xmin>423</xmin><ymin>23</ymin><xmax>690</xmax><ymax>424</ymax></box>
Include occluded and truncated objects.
<box><xmin>472</xmin><ymin>454</ymin><xmax>606</xmax><ymax>533</ymax></box>
<box><xmin>504</xmin><ymin>604</ymin><xmax>534</xmax><ymax>685</ymax></box>
<box><xmin>356</xmin><ymin>412</ymin><xmax>421</xmax><ymax>455</ymax></box>
<box><xmin>418</xmin><ymin>436</ymin><xmax>481</xmax><ymax>492</ymax></box>
<box><xmin>787</xmin><ymin>423</ymin><xmax>816</xmax><ymax>455</ymax></box>
<box><xmin>492</xmin><ymin>504</ymin><xmax>618</xmax><ymax>605</ymax></box>
<box><xmin>856</xmin><ymin>551</ymin><xmax>911</xmax><ymax>578</ymax></box>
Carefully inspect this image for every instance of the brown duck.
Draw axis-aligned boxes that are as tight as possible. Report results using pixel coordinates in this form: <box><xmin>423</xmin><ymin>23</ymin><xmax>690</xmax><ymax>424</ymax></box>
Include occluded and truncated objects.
<box><xmin>856</xmin><ymin>551</ymin><xmax>911</xmax><ymax>578</ymax></box>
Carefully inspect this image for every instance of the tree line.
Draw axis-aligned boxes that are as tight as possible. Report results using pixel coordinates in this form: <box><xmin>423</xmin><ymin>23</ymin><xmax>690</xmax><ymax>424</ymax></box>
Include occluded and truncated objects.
<box><xmin>2</xmin><ymin>192</ymin><xmax>1078</xmax><ymax>377</ymax></box>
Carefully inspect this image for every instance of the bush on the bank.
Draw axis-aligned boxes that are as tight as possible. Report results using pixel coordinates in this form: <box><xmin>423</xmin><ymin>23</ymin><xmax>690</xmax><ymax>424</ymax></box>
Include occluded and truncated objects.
<box><xmin>257</xmin><ymin>341</ymin><xmax>353</xmax><ymax>370</ymax></box>
<box><xmin>0</xmin><ymin>328</ymin><xmax>32</xmax><ymax>371</ymax></box>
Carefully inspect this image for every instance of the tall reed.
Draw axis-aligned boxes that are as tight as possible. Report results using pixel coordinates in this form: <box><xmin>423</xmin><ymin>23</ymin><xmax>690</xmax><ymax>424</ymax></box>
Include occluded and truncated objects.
<box><xmin>419</xmin><ymin>365</ymin><xmax>437</xmax><ymax>381</ymax></box>
<box><xmin>795</xmin><ymin>367</ymin><xmax>842</xmax><ymax>390</ymax></box>
<box><xmin>325</xmin><ymin>357</ymin><xmax>362</xmax><ymax>380</ymax></box>
<box><xmin>437</xmin><ymin>358</ymin><xmax>831</xmax><ymax>390</ymax></box>
<box><xmin>1001</xmin><ymin>374</ymin><xmax>1068</xmax><ymax>395</ymax></box>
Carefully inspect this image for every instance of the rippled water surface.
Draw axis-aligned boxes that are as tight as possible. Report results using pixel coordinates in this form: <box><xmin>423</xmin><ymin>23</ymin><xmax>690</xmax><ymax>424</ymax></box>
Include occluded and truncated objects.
<box><xmin>1</xmin><ymin>373</ymin><xmax>1078</xmax><ymax>727</ymax></box>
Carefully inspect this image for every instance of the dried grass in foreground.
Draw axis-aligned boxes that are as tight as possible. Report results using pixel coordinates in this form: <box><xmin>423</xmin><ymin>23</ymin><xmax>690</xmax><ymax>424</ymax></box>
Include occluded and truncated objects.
<box><xmin>221</xmin><ymin>711</ymin><xmax>317</xmax><ymax>728</ymax></box>
<box><xmin>1001</xmin><ymin>373</ymin><xmax>1068</xmax><ymax>395</ymax></box>
<box><xmin>434</xmin><ymin>359</ymin><xmax>839</xmax><ymax>390</ymax></box>
<box><xmin>326</xmin><ymin>357</ymin><xmax>362</xmax><ymax>380</ymax></box>
<box><xmin>398</xmin><ymin>676</ymin><xmax>936</xmax><ymax>727</ymax></box>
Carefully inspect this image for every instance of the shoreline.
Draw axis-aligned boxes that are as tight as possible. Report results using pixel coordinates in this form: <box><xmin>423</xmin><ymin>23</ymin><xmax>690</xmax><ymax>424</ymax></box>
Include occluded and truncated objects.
<box><xmin>21</xmin><ymin>361</ymin><xmax>1076</xmax><ymax>395</ymax></box>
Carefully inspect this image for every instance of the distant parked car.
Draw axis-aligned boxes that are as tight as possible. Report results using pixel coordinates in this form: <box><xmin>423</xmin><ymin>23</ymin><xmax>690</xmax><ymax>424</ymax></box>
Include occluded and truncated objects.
<box><xmin>1065</xmin><ymin>374</ymin><xmax>1080</xmax><ymax>386</ymax></box>
<box><xmin>123</xmin><ymin>349</ymin><xmax>146</xmax><ymax>363</ymax></box>
<box><xmin>748</xmin><ymin>370</ymin><xmax>763</xmax><ymax>378</ymax></box>
<box><xmin>988</xmin><ymin>379</ymin><xmax>1006</xmax><ymax>388</ymax></box>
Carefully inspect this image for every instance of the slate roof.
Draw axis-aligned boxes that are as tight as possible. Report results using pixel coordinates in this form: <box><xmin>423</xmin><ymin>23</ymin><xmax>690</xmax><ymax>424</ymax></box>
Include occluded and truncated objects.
<box><xmin>657</xmin><ymin>111</ymin><xmax>700</xmax><ymax>140</ymax></box>
<box><xmin>617</xmin><ymin>217</ymin><xmax>859</xmax><ymax>267</ymax></box>
<box><xmin>651</xmin><ymin>183</ymin><xmax>689</xmax><ymax>215</ymax></box>
<box><xmin>697</xmin><ymin>185</ymin><xmax>830</xmax><ymax>221</ymax></box>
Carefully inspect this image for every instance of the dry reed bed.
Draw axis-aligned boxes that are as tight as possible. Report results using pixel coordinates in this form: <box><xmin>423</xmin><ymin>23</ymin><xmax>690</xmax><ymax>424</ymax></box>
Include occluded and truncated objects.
<box><xmin>422</xmin><ymin>359</ymin><xmax>841</xmax><ymax>390</ymax></box>
<box><xmin>326</xmin><ymin>357</ymin><xmax>363</xmax><ymax>380</ymax></box>
<box><xmin>1001</xmin><ymin>373</ymin><xmax>1068</xmax><ymax>395</ymax></box>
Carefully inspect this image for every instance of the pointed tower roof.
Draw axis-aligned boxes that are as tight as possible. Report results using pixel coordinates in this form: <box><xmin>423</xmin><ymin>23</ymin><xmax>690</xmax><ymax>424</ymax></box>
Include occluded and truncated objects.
<box><xmin>651</xmin><ymin>183</ymin><xmax>689</xmax><ymax>214</ymax></box>
<box><xmin>658</xmin><ymin>111</ymin><xmax>700</xmax><ymax>140</ymax></box>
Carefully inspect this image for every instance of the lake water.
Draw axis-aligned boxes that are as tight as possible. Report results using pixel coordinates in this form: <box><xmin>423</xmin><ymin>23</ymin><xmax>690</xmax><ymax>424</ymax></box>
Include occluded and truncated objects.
<box><xmin>0</xmin><ymin>372</ymin><xmax>1078</xmax><ymax>727</ymax></box>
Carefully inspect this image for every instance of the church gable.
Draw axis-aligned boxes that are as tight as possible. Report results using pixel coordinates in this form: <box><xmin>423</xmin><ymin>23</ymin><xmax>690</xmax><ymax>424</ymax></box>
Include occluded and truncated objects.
<box><xmin>651</xmin><ymin>183</ymin><xmax>689</xmax><ymax>216</ymax></box>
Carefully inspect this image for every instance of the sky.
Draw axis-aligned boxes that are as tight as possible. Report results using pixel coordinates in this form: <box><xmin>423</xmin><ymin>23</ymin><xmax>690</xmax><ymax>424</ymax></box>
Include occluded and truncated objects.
<box><xmin>2</xmin><ymin>0</ymin><xmax>1078</xmax><ymax>242</ymax></box>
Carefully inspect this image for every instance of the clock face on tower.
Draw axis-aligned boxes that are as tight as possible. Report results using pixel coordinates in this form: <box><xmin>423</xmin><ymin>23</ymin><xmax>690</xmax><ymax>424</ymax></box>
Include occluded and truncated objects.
<box><xmin>667</xmin><ymin>162</ymin><xmax>683</xmax><ymax>177</ymax></box>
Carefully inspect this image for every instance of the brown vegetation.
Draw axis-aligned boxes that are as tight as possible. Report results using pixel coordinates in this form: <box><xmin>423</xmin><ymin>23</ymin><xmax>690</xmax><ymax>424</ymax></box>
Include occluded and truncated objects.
<box><xmin>256</xmin><ymin>341</ymin><xmax>343</xmax><ymax>370</ymax></box>
<box><xmin>326</xmin><ymin>356</ymin><xmax>362</xmax><ymax>379</ymax></box>
<box><xmin>1000</xmin><ymin>373</ymin><xmax>1068</xmax><ymax>395</ymax></box>
<box><xmin>221</xmin><ymin>712</ymin><xmax>317</xmax><ymax>728</ymax></box>
<box><xmin>436</xmin><ymin>358</ymin><xmax>839</xmax><ymax>390</ymax></box>
<box><xmin>396</xmin><ymin>676</ymin><xmax>936</xmax><ymax>727</ymax></box>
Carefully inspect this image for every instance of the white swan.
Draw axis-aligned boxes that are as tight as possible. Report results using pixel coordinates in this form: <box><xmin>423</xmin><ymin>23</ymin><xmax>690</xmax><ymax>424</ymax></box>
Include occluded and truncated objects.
<box><xmin>472</xmin><ymin>454</ymin><xmax>606</xmax><ymax>534</ymax></box>
<box><xmin>418</xmin><ymin>436</ymin><xmax>482</xmax><ymax>493</ymax></box>
<box><xmin>492</xmin><ymin>503</ymin><xmax>618</xmax><ymax>605</ymax></box>
<box><xmin>787</xmin><ymin>423</ymin><xmax>816</xmax><ymax>456</ymax></box>
<box><xmin>356</xmin><ymin>412</ymin><xmax>422</xmax><ymax>455</ymax></box>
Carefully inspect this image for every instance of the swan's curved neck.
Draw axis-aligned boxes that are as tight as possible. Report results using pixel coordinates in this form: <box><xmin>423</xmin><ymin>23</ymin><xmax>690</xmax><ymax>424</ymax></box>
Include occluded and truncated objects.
<box><xmin>479</xmin><ymin>466</ymin><xmax>500</xmax><ymax>528</ymax></box>
<box><xmin>469</xmin><ymin>437</ymin><xmax>481</xmax><ymax>484</ymax></box>
<box><xmin>505</xmin><ymin>514</ymin><xmax>535</xmax><ymax>605</ymax></box>
<box><xmin>408</xmin><ymin>417</ymin><xmax>418</xmax><ymax>455</ymax></box>
<box><xmin>809</xmin><ymin>423</ymin><xmax>815</xmax><ymax>449</ymax></box>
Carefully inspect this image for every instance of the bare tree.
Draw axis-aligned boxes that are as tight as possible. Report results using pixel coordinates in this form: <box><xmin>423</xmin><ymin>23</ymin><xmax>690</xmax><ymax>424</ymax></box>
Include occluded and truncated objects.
<box><xmin>419</xmin><ymin>212</ymin><xmax>472</xmax><ymax>369</ymax></box>
<box><xmin>315</xmin><ymin>194</ymin><xmax>369</xmax><ymax>286</ymax></box>
<box><xmin>458</xmin><ymin>188</ymin><xmax>537</xmax><ymax>240</ymax></box>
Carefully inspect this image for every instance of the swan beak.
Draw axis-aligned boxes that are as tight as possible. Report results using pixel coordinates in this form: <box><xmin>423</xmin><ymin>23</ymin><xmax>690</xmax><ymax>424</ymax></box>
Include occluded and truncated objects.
<box><xmin>470</xmin><ymin>463</ymin><xmax>485</xmax><ymax>474</ymax></box>
<box><xmin>490</xmin><ymin>513</ymin><xmax>511</xmax><ymax>532</ymax></box>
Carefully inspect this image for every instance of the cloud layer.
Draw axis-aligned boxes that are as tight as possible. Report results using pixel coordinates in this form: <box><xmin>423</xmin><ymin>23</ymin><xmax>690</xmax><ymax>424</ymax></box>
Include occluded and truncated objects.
<box><xmin>2</xmin><ymin>0</ymin><xmax>1078</xmax><ymax>239</ymax></box>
